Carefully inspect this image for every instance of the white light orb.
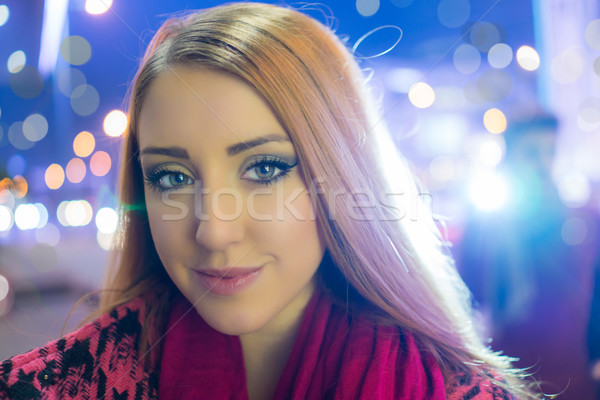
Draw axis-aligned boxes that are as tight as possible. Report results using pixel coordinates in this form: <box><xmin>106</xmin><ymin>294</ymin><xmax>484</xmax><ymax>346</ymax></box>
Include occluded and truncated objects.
<box><xmin>516</xmin><ymin>45</ymin><xmax>540</xmax><ymax>71</ymax></box>
<box><xmin>408</xmin><ymin>82</ymin><xmax>435</xmax><ymax>109</ymax></box>
<box><xmin>558</xmin><ymin>174</ymin><xmax>591</xmax><ymax>208</ymax></box>
<box><xmin>468</xmin><ymin>171</ymin><xmax>510</xmax><ymax>211</ymax></box>
<box><xmin>14</xmin><ymin>204</ymin><xmax>40</xmax><ymax>230</ymax></box>
<box><xmin>488</xmin><ymin>43</ymin><xmax>513</xmax><ymax>69</ymax></box>
<box><xmin>0</xmin><ymin>5</ymin><xmax>10</xmax><ymax>27</ymax></box>
<box><xmin>0</xmin><ymin>205</ymin><xmax>14</xmax><ymax>231</ymax></box>
<box><xmin>85</xmin><ymin>0</ymin><xmax>113</xmax><ymax>15</ymax></box>
<box><xmin>7</xmin><ymin>50</ymin><xmax>26</xmax><ymax>74</ymax></box>
<box><xmin>34</xmin><ymin>203</ymin><xmax>49</xmax><ymax>229</ymax></box>
<box><xmin>65</xmin><ymin>200</ymin><xmax>93</xmax><ymax>226</ymax></box>
<box><xmin>95</xmin><ymin>207</ymin><xmax>118</xmax><ymax>234</ymax></box>
<box><xmin>103</xmin><ymin>110</ymin><xmax>128</xmax><ymax>137</ymax></box>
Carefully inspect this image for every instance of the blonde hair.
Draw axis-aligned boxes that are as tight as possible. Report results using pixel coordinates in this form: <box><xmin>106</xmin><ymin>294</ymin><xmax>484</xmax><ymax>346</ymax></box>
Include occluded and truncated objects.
<box><xmin>94</xmin><ymin>3</ymin><xmax>538</xmax><ymax>397</ymax></box>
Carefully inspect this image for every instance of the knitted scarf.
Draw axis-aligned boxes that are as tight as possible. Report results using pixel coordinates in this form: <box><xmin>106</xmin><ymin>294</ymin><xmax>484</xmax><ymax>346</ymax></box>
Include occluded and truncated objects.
<box><xmin>159</xmin><ymin>288</ymin><xmax>447</xmax><ymax>399</ymax></box>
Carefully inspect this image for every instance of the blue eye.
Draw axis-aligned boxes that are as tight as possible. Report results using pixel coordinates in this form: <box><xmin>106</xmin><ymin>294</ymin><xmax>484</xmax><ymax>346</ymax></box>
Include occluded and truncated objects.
<box><xmin>242</xmin><ymin>156</ymin><xmax>297</xmax><ymax>185</ymax></box>
<box><xmin>144</xmin><ymin>168</ymin><xmax>194</xmax><ymax>192</ymax></box>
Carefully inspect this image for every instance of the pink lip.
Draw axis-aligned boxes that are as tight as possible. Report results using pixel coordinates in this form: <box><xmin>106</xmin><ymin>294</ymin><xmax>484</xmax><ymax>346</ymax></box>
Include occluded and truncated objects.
<box><xmin>192</xmin><ymin>266</ymin><xmax>263</xmax><ymax>296</ymax></box>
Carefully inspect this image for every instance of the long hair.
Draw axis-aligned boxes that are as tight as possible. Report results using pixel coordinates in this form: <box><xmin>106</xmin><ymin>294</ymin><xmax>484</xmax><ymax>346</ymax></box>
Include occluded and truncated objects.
<box><xmin>96</xmin><ymin>3</ymin><xmax>538</xmax><ymax>397</ymax></box>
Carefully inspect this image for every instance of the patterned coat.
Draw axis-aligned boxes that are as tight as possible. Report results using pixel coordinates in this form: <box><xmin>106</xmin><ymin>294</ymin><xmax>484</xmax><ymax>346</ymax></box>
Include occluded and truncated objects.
<box><xmin>0</xmin><ymin>298</ymin><xmax>158</xmax><ymax>400</ymax></box>
<box><xmin>0</xmin><ymin>296</ymin><xmax>520</xmax><ymax>400</ymax></box>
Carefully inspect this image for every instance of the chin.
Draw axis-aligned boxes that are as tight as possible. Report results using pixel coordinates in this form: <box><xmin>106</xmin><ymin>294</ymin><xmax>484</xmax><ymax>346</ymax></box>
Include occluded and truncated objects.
<box><xmin>195</xmin><ymin>303</ymin><xmax>269</xmax><ymax>336</ymax></box>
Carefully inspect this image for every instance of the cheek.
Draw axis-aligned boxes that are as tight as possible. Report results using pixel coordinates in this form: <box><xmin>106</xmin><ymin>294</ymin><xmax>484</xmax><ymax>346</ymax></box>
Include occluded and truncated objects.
<box><xmin>144</xmin><ymin>192</ymin><xmax>196</xmax><ymax>268</ymax></box>
<box><xmin>249</xmin><ymin>182</ymin><xmax>325</xmax><ymax>270</ymax></box>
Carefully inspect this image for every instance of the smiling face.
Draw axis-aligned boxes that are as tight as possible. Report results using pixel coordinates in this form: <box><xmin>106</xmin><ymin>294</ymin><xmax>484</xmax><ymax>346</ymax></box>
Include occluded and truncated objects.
<box><xmin>137</xmin><ymin>65</ymin><xmax>326</xmax><ymax>336</ymax></box>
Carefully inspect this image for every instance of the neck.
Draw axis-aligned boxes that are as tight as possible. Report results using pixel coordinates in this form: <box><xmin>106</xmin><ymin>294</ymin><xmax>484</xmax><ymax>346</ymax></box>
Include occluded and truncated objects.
<box><xmin>240</xmin><ymin>281</ymin><xmax>316</xmax><ymax>400</ymax></box>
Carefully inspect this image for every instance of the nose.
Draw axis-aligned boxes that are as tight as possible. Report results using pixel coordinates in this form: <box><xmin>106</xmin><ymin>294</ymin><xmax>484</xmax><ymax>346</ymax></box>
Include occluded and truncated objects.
<box><xmin>194</xmin><ymin>183</ymin><xmax>246</xmax><ymax>251</ymax></box>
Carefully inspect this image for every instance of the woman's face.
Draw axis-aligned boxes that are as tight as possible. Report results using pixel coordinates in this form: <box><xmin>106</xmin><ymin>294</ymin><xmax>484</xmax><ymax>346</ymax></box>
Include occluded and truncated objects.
<box><xmin>138</xmin><ymin>66</ymin><xmax>326</xmax><ymax>336</ymax></box>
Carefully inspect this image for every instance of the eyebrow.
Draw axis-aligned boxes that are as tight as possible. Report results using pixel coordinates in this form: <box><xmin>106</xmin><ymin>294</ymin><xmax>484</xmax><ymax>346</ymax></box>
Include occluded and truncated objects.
<box><xmin>225</xmin><ymin>134</ymin><xmax>291</xmax><ymax>156</ymax></box>
<box><xmin>139</xmin><ymin>134</ymin><xmax>291</xmax><ymax>159</ymax></box>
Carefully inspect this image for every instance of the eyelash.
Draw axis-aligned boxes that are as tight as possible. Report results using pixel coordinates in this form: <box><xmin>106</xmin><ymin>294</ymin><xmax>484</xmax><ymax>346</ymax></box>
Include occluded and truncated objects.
<box><xmin>144</xmin><ymin>166</ymin><xmax>193</xmax><ymax>193</ymax></box>
<box><xmin>143</xmin><ymin>156</ymin><xmax>297</xmax><ymax>193</ymax></box>
<box><xmin>242</xmin><ymin>155</ymin><xmax>297</xmax><ymax>186</ymax></box>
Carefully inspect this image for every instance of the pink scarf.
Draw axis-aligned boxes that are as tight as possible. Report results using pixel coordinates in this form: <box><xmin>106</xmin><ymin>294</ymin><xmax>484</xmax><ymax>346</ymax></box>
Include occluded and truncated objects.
<box><xmin>159</xmin><ymin>288</ymin><xmax>447</xmax><ymax>399</ymax></box>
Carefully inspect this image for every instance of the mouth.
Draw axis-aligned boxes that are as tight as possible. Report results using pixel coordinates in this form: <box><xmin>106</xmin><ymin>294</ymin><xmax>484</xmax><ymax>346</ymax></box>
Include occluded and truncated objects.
<box><xmin>197</xmin><ymin>266</ymin><xmax>263</xmax><ymax>279</ymax></box>
<box><xmin>192</xmin><ymin>266</ymin><xmax>264</xmax><ymax>296</ymax></box>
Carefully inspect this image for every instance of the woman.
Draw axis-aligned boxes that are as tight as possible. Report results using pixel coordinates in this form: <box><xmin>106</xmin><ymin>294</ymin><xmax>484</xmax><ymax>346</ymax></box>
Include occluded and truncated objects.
<box><xmin>0</xmin><ymin>3</ymin><xmax>538</xmax><ymax>399</ymax></box>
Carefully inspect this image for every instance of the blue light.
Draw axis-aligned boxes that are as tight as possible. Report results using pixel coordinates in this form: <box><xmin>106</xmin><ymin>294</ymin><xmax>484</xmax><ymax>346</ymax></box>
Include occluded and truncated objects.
<box><xmin>6</xmin><ymin>154</ymin><xmax>26</xmax><ymax>177</ymax></box>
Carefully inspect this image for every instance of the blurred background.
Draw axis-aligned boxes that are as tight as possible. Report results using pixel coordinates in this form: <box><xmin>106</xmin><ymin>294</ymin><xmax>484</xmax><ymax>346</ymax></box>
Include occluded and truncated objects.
<box><xmin>0</xmin><ymin>0</ymin><xmax>599</xmax><ymax>398</ymax></box>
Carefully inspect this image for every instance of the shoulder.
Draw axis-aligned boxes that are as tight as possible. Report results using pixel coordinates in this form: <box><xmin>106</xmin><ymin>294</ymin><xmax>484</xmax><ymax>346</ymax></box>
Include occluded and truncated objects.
<box><xmin>445</xmin><ymin>369</ymin><xmax>519</xmax><ymax>400</ymax></box>
<box><xmin>344</xmin><ymin>315</ymin><xmax>517</xmax><ymax>399</ymax></box>
<box><xmin>0</xmin><ymin>296</ymin><xmax>159</xmax><ymax>400</ymax></box>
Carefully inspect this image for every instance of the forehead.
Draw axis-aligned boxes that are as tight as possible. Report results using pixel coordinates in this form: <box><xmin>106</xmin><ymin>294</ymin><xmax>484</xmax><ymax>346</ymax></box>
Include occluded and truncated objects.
<box><xmin>138</xmin><ymin>66</ymin><xmax>287</xmax><ymax>148</ymax></box>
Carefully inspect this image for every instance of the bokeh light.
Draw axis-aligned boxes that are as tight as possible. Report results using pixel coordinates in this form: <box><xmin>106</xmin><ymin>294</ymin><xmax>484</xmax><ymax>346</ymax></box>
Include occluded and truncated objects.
<box><xmin>9</xmin><ymin>65</ymin><xmax>44</xmax><ymax>99</ymax></box>
<box><xmin>469</xmin><ymin>22</ymin><xmax>500</xmax><ymax>53</ymax></box>
<box><xmin>561</xmin><ymin>217</ymin><xmax>587</xmax><ymax>246</ymax></box>
<box><xmin>429</xmin><ymin>156</ymin><xmax>457</xmax><ymax>182</ymax></box>
<box><xmin>95</xmin><ymin>207</ymin><xmax>118</xmax><ymax>234</ymax></box>
<box><xmin>488</xmin><ymin>43</ymin><xmax>513</xmax><ymax>68</ymax></box>
<box><xmin>97</xmin><ymin>231</ymin><xmax>115</xmax><ymax>251</ymax></box>
<box><xmin>66</xmin><ymin>158</ymin><xmax>86</xmax><ymax>183</ymax></box>
<box><xmin>65</xmin><ymin>200</ymin><xmax>93</xmax><ymax>226</ymax></box>
<box><xmin>57</xmin><ymin>201</ymin><xmax>69</xmax><ymax>227</ymax></box>
<box><xmin>7</xmin><ymin>154</ymin><xmax>26</xmax><ymax>177</ymax></box>
<box><xmin>356</xmin><ymin>0</ymin><xmax>379</xmax><ymax>17</ymax></box>
<box><xmin>551</xmin><ymin>48</ymin><xmax>585</xmax><ymax>84</ymax></box>
<box><xmin>7</xmin><ymin>50</ymin><xmax>25</xmax><ymax>73</ymax></box>
<box><xmin>468</xmin><ymin>170</ymin><xmax>510</xmax><ymax>211</ymax></box>
<box><xmin>477</xmin><ymin>70</ymin><xmax>512</xmax><ymax>101</ymax></box>
<box><xmin>594</xmin><ymin>57</ymin><xmax>600</xmax><ymax>77</ymax></box>
<box><xmin>35</xmin><ymin>222</ymin><xmax>60</xmax><ymax>246</ymax></box>
<box><xmin>516</xmin><ymin>45</ymin><xmax>540</xmax><ymax>71</ymax></box>
<box><xmin>577</xmin><ymin>97</ymin><xmax>600</xmax><ymax>132</ymax></box>
<box><xmin>0</xmin><ymin>205</ymin><xmax>14</xmax><ymax>231</ymax></box>
<box><xmin>0</xmin><ymin>274</ymin><xmax>8</xmax><ymax>305</ymax></box>
<box><xmin>85</xmin><ymin>0</ymin><xmax>113</xmax><ymax>15</ymax></box>
<box><xmin>478</xmin><ymin>139</ymin><xmax>504</xmax><ymax>167</ymax></box>
<box><xmin>70</xmin><ymin>84</ymin><xmax>100</xmax><ymax>116</ymax></box>
<box><xmin>34</xmin><ymin>203</ymin><xmax>48</xmax><ymax>229</ymax></box>
<box><xmin>22</xmin><ymin>113</ymin><xmax>49</xmax><ymax>142</ymax></box>
<box><xmin>57</xmin><ymin>67</ymin><xmax>87</xmax><ymax>97</ymax></box>
<box><xmin>14</xmin><ymin>204</ymin><xmax>40</xmax><ymax>230</ymax></box>
<box><xmin>60</xmin><ymin>35</ymin><xmax>92</xmax><ymax>65</ymax></box>
<box><xmin>73</xmin><ymin>130</ymin><xmax>96</xmax><ymax>157</ymax></box>
<box><xmin>45</xmin><ymin>163</ymin><xmax>65</xmax><ymax>190</ymax></box>
<box><xmin>483</xmin><ymin>108</ymin><xmax>507</xmax><ymax>134</ymax></box>
<box><xmin>90</xmin><ymin>151</ymin><xmax>112</xmax><ymax>176</ymax></box>
<box><xmin>12</xmin><ymin>175</ymin><xmax>28</xmax><ymax>199</ymax></box>
<box><xmin>558</xmin><ymin>173</ymin><xmax>591</xmax><ymax>208</ymax></box>
<box><xmin>464</xmin><ymin>81</ymin><xmax>485</xmax><ymax>104</ymax></box>
<box><xmin>103</xmin><ymin>110</ymin><xmax>128</xmax><ymax>137</ymax></box>
<box><xmin>0</xmin><ymin>190</ymin><xmax>15</xmax><ymax>209</ymax></box>
<box><xmin>453</xmin><ymin>44</ymin><xmax>481</xmax><ymax>75</ymax></box>
<box><xmin>0</xmin><ymin>5</ymin><xmax>9</xmax><ymax>27</ymax></box>
<box><xmin>437</xmin><ymin>0</ymin><xmax>470</xmax><ymax>28</ymax></box>
<box><xmin>585</xmin><ymin>19</ymin><xmax>600</xmax><ymax>50</ymax></box>
<box><xmin>408</xmin><ymin>82</ymin><xmax>435</xmax><ymax>108</ymax></box>
<box><xmin>8</xmin><ymin>121</ymin><xmax>34</xmax><ymax>150</ymax></box>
